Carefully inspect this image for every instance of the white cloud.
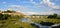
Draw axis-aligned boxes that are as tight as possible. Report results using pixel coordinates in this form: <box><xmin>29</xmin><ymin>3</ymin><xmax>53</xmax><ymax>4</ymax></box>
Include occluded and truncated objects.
<box><xmin>30</xmin><ymin>0</ymin><xmax>60</xmax><ymax>9</ymax></box>
<box><xmin>8</xmin><ymin>5</ymin><xmax>29</xmax><ymax>10</ymax></box>
<box><xmin>30</xmin><ymin>0</ymin><xmax>36</xmax><ymax>4</ymax></box>
<box><xmin>22</xmin><ymin>11</ymin><xmax>54</xmax><ymax>15</ymax></box>
<box><xmin>39</xmin><ymin>11</ymin><xmax>54</xmax><ymax>15</ymax></box>
<box><xmin>29</xmin><ymin>0</ymin><xmax>60</xmax><ymax>15</ymax></box>
<box><xmin>2</xmin><ymin>2</ymin><xmax>6</xmax><ymax>4</ymax></box>
<box><xmin>41</xmin><ymin>0</ymin><xmax>60</xmax><ymax>9</ymax></box>
<box><xmin>7</xmin><ymin>5</ymin><xmax>55</xmax><ymax>15</ymax></box>
<box><xmin>27</xmin><ymin>12</ymin><xmax>40</xmax><ymax>14</ymax></box>
<box><xmin>21</xmin><ymin>12</ymin><xmax>39</xmax><ymax>15</ymax></box>
<box><xmin>30</xmin><ymin>0</ymin><xmax>41</xmax><ymax>5</ymax></box>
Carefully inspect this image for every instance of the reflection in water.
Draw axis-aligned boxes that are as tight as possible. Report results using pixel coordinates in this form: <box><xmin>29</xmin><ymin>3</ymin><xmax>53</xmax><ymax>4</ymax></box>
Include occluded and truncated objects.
<box><xmin>20</xmin><ymin>18</ymin><xmax>51</xmax><ymax>28</ymax></box>
<box><xmin>21</xmin><ymin>18</ymin><xmax>32</xmax><ymax>23</ymax></box>
<box><xmin>20</xmin><ymin>18</ymin><xmax>60</xmax><ymax>28</ymax></box>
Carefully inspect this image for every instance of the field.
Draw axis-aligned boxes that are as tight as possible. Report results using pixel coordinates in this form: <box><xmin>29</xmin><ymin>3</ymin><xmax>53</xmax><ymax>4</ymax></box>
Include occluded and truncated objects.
<box><xmin>0</xmin><ymin>17</ymin><xmax>60</xmax><ymax>28</ymax></box>
<box><xmin>0</xmin><ymin>18</ymin><xmax>36</xmax><ymax>28</ymax></box>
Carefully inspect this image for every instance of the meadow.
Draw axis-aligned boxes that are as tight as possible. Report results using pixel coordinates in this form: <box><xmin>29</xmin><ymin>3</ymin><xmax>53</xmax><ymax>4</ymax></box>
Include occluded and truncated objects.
<box><xmin>0</xmin><ymin>17</ymin><xmax>60</xmax><ymax>28</ymax></box>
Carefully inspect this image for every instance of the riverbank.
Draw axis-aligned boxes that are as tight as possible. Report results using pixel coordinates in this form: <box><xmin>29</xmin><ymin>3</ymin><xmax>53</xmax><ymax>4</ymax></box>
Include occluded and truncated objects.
<box><xmin>0</xmin><ymin>18</ymin><xmax>60</xmax><ymax>28</ymax></box>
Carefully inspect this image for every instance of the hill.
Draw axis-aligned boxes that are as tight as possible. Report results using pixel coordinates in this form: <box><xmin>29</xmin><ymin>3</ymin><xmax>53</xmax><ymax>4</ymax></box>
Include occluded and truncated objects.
<box><xmin>0</xmin><ymin>10</ymin><xmax>25</xmax><ymax>16</ymax></box>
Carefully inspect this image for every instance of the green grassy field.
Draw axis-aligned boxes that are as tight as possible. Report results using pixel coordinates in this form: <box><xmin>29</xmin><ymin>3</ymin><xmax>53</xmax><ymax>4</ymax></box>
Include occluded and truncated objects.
<box><xmin>0</xmin><ymin>18</ymin><xmax>37</xmax><ymax>28</ymax></box>
<box><xmin>31</xmin><ymin>18</ymin><xmax>60</xmax><ymax>24</ymax></box>
<box><xmin>0</xmin><ymin>18</ymin><xmax>60</xmax><ymax>28</ymax></box>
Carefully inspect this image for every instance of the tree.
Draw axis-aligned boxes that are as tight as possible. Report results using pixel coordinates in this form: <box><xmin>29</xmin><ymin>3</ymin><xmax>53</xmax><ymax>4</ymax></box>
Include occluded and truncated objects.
<box><xmin>47</xmin><ymin>15</ymin><xmax>54</xmax><ymax>18</ymax></box>
<box><xmin>47</xmin><ymin>14</ymin><xmax>58</xmax><ymax>18</ymax></box>
<box><xmin>53</xmin><ymin>14</ymin><xmax>57</xmax><ymax>18</ymax></box>
<box><xmin>4</xmin><ymin>10</ymin><xmax>16</xmax><ymax>13</ymax></box>
<box><xmin>0</xmin><ymin>13</ymin><xmax>3</xmax><ymax>20</ymax></box>
<box><xmin>0</xmin><ymin>13</ymin><xmax>11</xmax><ymax>20</ymax></box>
<box><xmin>2</xmin><ymin>14</ymin><xmax>11</xmax><ymax>20</ymax></box>
<box><xmin>40</xmin><ymin>21</ymin><xmax>54</xmax><ymax>26</ymax></box>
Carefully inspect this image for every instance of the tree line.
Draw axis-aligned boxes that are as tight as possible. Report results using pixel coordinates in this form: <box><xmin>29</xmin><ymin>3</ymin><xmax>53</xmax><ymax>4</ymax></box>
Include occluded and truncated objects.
<box><xmin>47</xmin><ymin>14</ymin><xmax>60</xmax><ymax>19</ymax></box>
<box><xmin>0</xmin><ymin>13</ymin><xmax>11</xmax><ymax>20</ymax></box>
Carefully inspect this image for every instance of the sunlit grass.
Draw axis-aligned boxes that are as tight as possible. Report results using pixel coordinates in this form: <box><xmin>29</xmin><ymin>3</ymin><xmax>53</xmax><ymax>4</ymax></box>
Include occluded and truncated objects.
<box><xmin>45</xmin><ymin>18</ymin><xmax>60</xmax><ymax>24</ymax></box>
<box><xmin>0</xmin><ymin>18</ymin><xmax>36</xmax><ymax>28</ymax></box>
<box><xmin>0</xmin><ymin>17</ymin><xmax>60</xmax><ymax>28</ymax></box>
<box><xmin>31</xmin><ymin>18</ymin><xmax>60</xmax><ymax>24</ymax></box>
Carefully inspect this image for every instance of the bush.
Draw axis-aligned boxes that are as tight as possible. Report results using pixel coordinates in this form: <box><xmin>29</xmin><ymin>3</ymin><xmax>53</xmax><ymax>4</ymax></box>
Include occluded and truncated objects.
<box><xmin>30</xmin><ymin>23</ymin><xmax>40</xmax><ymax>28</ymax></box>
<box><xmin>57</xmin><ymin>17</ymin><xmax>60</xmax><ymax>19</ymax></box>
<box><xmin>3</xmin><ymin>10</ymin><xmax>16</xmax><ymax>13</ymax></box>
<box><xmin>47</xmin><ymin>14</ymin><xmax>58</xmax><ymax>18</ymax></box>
<box><xmin>40</xmin><ymin>21</ymin><xmax>54</xmax><ymax>26</ymax></box>
<box><xmin>19</xmin><ymin>27</ymin><xmax>24</xmax><ymax>28</ymax></box>
<box><xmin>0</xmin><ymin>13</ymin><xmax>11</xmax><ymax>20</ymax></box>
<box><xmin>30</xmin><ymin>23</ymin><xmax>36</xmax><ymax>26</ymax></box>
<box><xmin>47</xmin><ymin>15</ymin><xmax>54</xmax><ymax>18</ymax></box>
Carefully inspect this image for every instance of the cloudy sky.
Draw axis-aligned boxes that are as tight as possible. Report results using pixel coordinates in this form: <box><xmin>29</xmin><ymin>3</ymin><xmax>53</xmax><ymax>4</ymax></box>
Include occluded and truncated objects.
<box><xmin>0</xmin><ymin>0</ymin><xmax>60</xmax><ymax>15</ymax></box>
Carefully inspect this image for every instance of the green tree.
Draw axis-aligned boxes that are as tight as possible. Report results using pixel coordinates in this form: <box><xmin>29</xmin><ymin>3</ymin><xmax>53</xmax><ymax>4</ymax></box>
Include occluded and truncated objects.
<box><xmin>2</xmin><ymin>14</ymin><xmax>11</xmax><ymax>20</ymax></box>
<box><xmin>47</xmin><ymin>14</ymin><xmax>58</xmax><ymax>18</ymax></box>
<box><xmin>53</xmin><ymin>13</ymin><xmax>57</xmax><ymax>18</ymax></box>
<box><xmin>0</xmin><ymin>13</ymin><xmax>11</xmax><ymax>20</ymax></box>
<box><xmin>4</xmin><ymin>10</ymin><xmax>16</xmax><ymax>13</ymax></box>
<box><xmin>0</xmin><ymin>13</ymin><xmax>3</xmax><ymax>20</ymax></box>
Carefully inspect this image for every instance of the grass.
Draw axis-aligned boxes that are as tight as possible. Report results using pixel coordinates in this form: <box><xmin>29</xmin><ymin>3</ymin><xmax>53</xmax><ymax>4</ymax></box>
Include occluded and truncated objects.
<box><xmin>0</xmin><ymin>18</ymin><xmax>37</xmax><ymax>28</ymax></box>
<box><xmin>0</xmin><ymin>17</ymin><xmax>60</xmax><ymax>28</ymax></box>
<box><xmin>45</xmin><ymin>18</ymin><xmax>60</xmax><ymax>24</ymax></box>
<box><xmin>30</xmin><ymin>18</ymin><xmax>60</xmax><ymax>24</ymax></box>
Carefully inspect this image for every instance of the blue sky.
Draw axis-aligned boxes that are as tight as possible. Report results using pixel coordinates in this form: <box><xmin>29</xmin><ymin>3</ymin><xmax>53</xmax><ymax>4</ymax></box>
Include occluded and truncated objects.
<box><xmin>0</xmin><ymin>0</ymin><xmax>60</xmax><ymax>15</ymax></box>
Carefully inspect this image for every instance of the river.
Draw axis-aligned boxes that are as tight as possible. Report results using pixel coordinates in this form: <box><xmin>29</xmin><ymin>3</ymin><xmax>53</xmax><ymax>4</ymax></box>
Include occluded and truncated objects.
<box><xmin>20</xmin><ymin>18</ymin><xmax>51</xmax><ymax>28</ymax></box>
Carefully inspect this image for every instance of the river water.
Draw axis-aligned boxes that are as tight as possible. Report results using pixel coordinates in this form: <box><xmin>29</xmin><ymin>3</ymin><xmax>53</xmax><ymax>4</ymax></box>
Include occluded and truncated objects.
<box><xmin>20</xmin><ymin>18</ymin><xmax>51</xmax><ymax>28</ymax></box>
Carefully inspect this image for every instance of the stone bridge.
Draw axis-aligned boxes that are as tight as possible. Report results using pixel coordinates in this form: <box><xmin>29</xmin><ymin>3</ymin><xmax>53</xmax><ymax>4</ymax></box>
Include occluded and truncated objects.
<box><xmin>24</xmin><ymin>15</ymin><xmax>48</xmax><ymax>18</ymax></box>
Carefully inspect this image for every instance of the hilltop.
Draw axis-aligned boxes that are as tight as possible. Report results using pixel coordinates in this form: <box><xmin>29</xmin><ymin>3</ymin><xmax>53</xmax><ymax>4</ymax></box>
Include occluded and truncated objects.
<box><xmin>0</xmin><ymin>10</ymin><xmax>25</xmax><ymax>16</ymax></box>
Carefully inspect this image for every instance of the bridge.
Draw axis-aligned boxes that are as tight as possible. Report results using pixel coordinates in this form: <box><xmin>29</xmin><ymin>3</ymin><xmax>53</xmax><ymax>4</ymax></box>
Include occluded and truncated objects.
<box><xmin>24</xmin><ymin>15</ymin><xmax>48</xmax><ymax>18</ymax></box>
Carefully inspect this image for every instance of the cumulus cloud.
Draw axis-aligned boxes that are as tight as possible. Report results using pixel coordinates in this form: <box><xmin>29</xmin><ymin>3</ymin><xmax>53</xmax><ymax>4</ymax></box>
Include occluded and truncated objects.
<box><xmin>6</xmin><ymin>5</ymin><xmax>55</xmax><ymax>15</ymax></box>
<box><xmin>30</xmin><ymin>0</ymin><xmax>60</xmax><ymax>9</ymax></box>
<box><xmin>30</xmin><ymin>0</ymin><xmax>36</xmax><ymax>4</ymax></box>
<box><xmin>29</xmin><ymin>0</ymin><xmax>60</xmax><ymax>15</ymax></box>
<box><xmin>6</xmin><ymin>0</ymin><xmax>60</xmax><ymax>15</ymax></box>
<box><xmin>30</xmin><ymin>0</ymin><xmax>41</xmax><ymax>5</ymax></box>
<box><xmin>27</xmin><ymin>12</ymin><xmax>40</xmax><ymax>14</ymax></box>
<box><xmin>2</xmin><ymin>2</ymin><xmax>7</xmax><ymax>4</ymax></box>
<box><xmin>22</xmin><ymin>11</ymin><xmax>54</xmax><ymax>15</ymax></box>
<box><xmin>20</xmin><ymin>12</ymin><xmax>39</xmax><ymax>15</ymax></box>
<box><xmin>8</xmin><ymin>5</ymin><xmax>29</xmax><ymax>10</ymax></box>
<box><xmin>41</xmin><ymin>0</ymin><xmax>60</xmax><ymax>9</ymax></box>
<box><xmin>39</xmin><ymin>11</ymin><xmax>54</xmax><ymax>15</ymax></box>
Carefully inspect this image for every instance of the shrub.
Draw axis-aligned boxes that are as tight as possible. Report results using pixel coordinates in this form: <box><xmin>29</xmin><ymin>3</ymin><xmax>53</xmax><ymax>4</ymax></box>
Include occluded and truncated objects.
<box><xmin>40</xmin><ymin>21</ymin><xmax>54</xmax><ymax>26</ymax></box>
<box><xmin>0</xmin><ymin>13</ymin><xmax>11</xmax><ymax>20</ymax></box>
<box><xmin>47</xmin><ymin>14</ymin><xmax>58</xmax><ymax>18</ymax></box>
<box><xmin>19</xmin><ymin>27</ymin><xmax>24</xmax><ymax>28</ymax></box>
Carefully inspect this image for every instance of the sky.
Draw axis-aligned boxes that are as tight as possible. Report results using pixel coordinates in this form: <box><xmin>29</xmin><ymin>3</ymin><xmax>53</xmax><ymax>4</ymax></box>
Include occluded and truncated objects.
<box><xmin>0</xmin><ymin>0</ymin><xmax>60</xmax><ymax>15</ymax></box>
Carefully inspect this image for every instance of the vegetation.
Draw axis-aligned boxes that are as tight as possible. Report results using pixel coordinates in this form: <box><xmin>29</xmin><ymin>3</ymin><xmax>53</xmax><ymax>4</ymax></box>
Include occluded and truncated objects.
<box><xmin>30</xmin><ymin>23</ymin><xmax>40</xmax><ymax>28</ymax></box>
<box><xmin>47</xmin><ymin>14</ymin><xmax>58</xmax><ymax>18</ymax></box>
<box><xmin>0</xmin><ymin>13</ymin><xmax>11</xmax><ymax>20</ymax></box>
<box><xmin>40</xmin><ymin>21</ymin><xmax>54</xmax><ymax>26</ymax></box>
<box><xmin>3</xmin><ymin>10</ymin><xmax>16</xmax><ymax>13</ymax></box>
<box><xmin>0</xmin><ymin>10</ymin><xmax>60</xmax><ymax>28</ymax></box>
<box><xmin>57</xmin><ymin>17</ymin><xmax>60</xmax><ymax>19</ymax></box>
<box><xmin>47</xmin><ymin>13</ymin><xmax>60</xmax><ymax>19</ymax></box>
<box><xmin>0</xmin><ymin>10</ymin><xmax>35</xmax><ymax>28</ymax></box>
